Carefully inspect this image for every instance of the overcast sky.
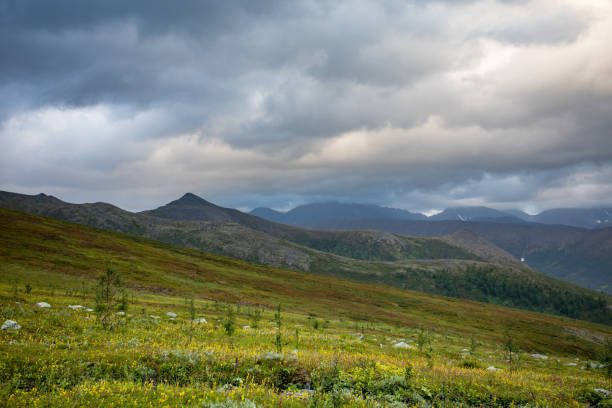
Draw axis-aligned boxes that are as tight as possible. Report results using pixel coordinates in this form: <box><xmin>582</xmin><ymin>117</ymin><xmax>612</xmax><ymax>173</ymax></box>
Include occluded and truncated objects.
<box><xmin>1</xmin><ymin>0</ymin><xmax>611</xmax><ymax>213</ymax></box>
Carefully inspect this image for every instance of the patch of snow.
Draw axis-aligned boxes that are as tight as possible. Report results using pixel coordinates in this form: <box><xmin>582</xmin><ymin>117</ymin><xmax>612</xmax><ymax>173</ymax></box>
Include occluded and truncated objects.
<box><xmin>1</xmin><ymin>320</ymin><xmax>21</xmax><ymax>330</ymax></box>
<box><xmin>36</xmin><ymin>302</ymin><xmax>51</xmax><ymax>308</ymax></box>
<box><xmin>166</xmin><ymin>312</ymin><xmax>178</xmax><ymax>318</ymax></box>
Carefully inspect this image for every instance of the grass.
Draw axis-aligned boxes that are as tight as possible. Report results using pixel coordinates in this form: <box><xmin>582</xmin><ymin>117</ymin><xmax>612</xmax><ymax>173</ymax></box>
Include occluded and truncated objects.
<box><xmin>1</xmin><ymin>207</ymin><xmax>612</xmax><ymax>407</ymax></box>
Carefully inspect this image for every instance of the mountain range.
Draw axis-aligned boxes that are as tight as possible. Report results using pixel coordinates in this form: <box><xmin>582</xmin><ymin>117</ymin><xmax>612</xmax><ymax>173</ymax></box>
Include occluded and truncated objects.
<box><xmin>1</xmin><ymin>190</ymin><xmax>611</xmax><ymax>324</ymax></box>
<box><xmin>252</xmin><ymin>202</ymin><xmax>612</xmax><ymax>229</ymax></box>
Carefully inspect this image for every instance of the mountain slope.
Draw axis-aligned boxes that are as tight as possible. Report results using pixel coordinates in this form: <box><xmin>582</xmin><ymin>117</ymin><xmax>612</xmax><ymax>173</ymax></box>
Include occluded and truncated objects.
<box><xmin>250</xmin><ymin>202</ymin><xmax>426</xmax><ymax>225</ymax></box>
<box><xmin>2</xmin><ymin>193</ymin><xmax>612</xmax><ymax>322</ymax></box>
<box><xmin>305</xmin><ymin>218</ymin><xmax>612</xmax><ymax>294</ymax></box>
<box><xmin>1</xmin><ymin>206</ymin><xmax>611</xmax><ymax>348</ymax></box>
<box><xmin>429</xmin><ymin>206</ymin><xmax>525</xmax><ymax>223</ymax></box>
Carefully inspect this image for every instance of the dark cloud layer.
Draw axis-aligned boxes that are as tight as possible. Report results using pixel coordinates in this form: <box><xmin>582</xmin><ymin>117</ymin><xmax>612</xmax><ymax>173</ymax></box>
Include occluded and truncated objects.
<box><xmin>1</xmin><ymin>0</ymin><xmax>611</xmax><ymax>213</ymax></box>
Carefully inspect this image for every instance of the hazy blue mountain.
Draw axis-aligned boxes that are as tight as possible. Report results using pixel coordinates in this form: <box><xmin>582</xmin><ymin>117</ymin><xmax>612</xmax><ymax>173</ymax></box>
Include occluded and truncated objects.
<box><xmin>250</xmin><ymin>207</ymin><xmax>286</xmax><ymax>223</ymax></box>
<box><xmin>531</xmin><ymin>208</ymin><xmax>612</xmax><ymax>229</ymax></box>
<box><xmin>250</xmin><ymin>202</ymin><xmax>427</xmax><ymax>226</ymax></box>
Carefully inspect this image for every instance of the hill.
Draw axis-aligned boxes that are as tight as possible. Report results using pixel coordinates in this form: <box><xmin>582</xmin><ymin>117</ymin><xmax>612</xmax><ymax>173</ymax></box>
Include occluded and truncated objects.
<box><xmin>2</xmin><ymin>209</ymin><xmax>612</xmax><ymax>407</ymax></box>
<box><xmin>1</xmin><ymin>201</ymin><xmax>611</xmax><ymax>324</ymax></box>
<box><xmin>250</xmin><ymin>202</ymin><xmax>426</xmax><ymax>225</ymax></box>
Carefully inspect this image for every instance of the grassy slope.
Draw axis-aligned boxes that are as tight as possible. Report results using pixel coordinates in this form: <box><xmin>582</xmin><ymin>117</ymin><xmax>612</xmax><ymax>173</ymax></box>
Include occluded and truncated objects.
<box><xmin>0</xmin><ymin>207</ymin><xmax>610</xmax><ymax>356</ymax></box>
<box><xmin>2</xmin><ymin>208</ymin><xmax>612</xmax><ymax>407</ymax></box>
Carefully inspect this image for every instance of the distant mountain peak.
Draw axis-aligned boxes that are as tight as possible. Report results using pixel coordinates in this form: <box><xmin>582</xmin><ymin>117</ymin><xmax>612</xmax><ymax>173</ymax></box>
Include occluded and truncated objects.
<box><xmin>174</xmin><ymin>192</ymin><xmax>210</xmax><ymax>205</ymax></box>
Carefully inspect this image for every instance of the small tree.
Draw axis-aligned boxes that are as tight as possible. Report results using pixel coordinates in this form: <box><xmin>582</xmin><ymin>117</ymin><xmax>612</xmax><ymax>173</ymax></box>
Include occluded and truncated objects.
<box><xmin>601</xmin><ymin>337</ymin><xmax>612</xmax><ymax>379</ymax></box>
<box><xmin>504</xmin><ymin>329</ymin><xmax>519</xmax><ymax>363</ymax></box>
<box><xmin>188</xmin><ymin>296</ymin><xmax>196</xmax><ymax>344</ymax></box>
<box><xmin>469</xmin><ymin>334</ymin><xmax>479</xmax><ymax>357</ymax></box>
<box><xmin>250</xmin><ymin>308</ymin><xmax>262</xmax><ymax>328</ymax></box>
<box><xmin>95</xmin><ymin>267</ymin><xmax>122</xmax><ymax>330</ymax></box>
<box><xmin>416</xmin><ymin>327</ymin><xmax>431</xmax><ymax>352</ymax></box>
<box><xmin>24</xmin><ymin>283</ymin><xmax>32</xmax><ymax>295</ymax></box>
<box><xmin>223</xmin><ymin>305</ymin><xmax>236</xmax><ymax>345</ymax></box>
<box><xmin>274</xmin><ymin>303</ymin><xmax>283</xmax><ymax>353</ymax></box>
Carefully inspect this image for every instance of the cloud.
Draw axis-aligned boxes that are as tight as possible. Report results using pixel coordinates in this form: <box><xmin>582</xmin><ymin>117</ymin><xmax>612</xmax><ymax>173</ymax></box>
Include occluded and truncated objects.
<box><xmin>0</xmin><ymin>0</ymin><xmax>611</xmax><ymax>212</ymax></box>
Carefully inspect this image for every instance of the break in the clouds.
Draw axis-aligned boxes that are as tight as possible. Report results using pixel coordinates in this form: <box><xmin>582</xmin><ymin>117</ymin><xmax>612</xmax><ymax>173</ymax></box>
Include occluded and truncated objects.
<box><xmin>1</xmin><ymin>0</ymin><xmax>611</xmax><ymax>213</ymax></box>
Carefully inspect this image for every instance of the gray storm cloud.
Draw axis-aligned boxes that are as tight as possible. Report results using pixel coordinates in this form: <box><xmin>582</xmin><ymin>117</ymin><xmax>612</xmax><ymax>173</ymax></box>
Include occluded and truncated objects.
<box><xmin>0</xmin><ymin>0</ymin><xmax>611</xmax><ymax>212</ymax></box>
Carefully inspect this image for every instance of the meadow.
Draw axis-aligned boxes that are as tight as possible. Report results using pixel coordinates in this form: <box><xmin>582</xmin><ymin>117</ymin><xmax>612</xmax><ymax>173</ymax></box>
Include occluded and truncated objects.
<box><xmin>1</xmin><ymin>208</ymin><xmax>612</xmax><ymax>407</ymax></box>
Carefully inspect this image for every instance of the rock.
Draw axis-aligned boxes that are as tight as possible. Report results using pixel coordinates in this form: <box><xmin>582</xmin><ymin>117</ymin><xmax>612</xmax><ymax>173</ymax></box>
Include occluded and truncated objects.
<box><xmin>595</xmin><ymin>388</ymin><xmax>611</xmax><ymax>397</ymax></box>
<box><xmin>166</xmin><ymin>312</ymin><xmax>178</xmax><ymax>318</ymax></box>
<box><xmin>530</xmin><ymin>353</ymin><xmax>548</xmax><ymax>360</ymax></box>
<box><xmin>1</xmin><ymin>320</ymin><xmax>21</xmax><ymax>330</ymax></box>
<box><xmin>565</xmin><ymin>362</ymin><xmax>577</xmax><ymax>366</ymax></box>
<box><xmin>85</xmin><ymin>308</ymin><xmax>94</xmax><ymax>312</ymax></box>
<box><xmin>68</xmin><ymin>305</ymin><xmax>83</xmax><ymax>310</ymax></box>
<box><xmin>116</xmin><ymin>311</ymin><xmax>125</xmax><ymax>316</ymax></box>
<box><xmin>242</xmin><ymin>325</ymin><xmax>250</xmax><ymax>330</ymax></box>
<box><xmin>194</xmin><ymin>317</ymin><xmax>207</xmax><ymax>324</ymax></box>
<box><xmin>36</xmin><ymin>302</ymin><xmax>51</xmax><ymax>308</ymax></box>
<box><xmin>150</xmin><ymin>315</ymin><xmax>161</xmax><ymax>319</ymax></box>
<box><xmin>393</xmin><ymin>341</ymin><xmax>412</xmax><ymax>349</ymax></box>
<box><xmin>487</xmin><ymin>366</ymin><xmax>499</xmax><ymax>371</ymax></box>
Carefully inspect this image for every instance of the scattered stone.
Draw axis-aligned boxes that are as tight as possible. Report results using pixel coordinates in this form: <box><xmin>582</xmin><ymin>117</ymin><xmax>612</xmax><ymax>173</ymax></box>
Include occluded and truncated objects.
<box><xmin>36</xmin><ymin>302</ymin><xmax>51</xmax><ymax>308</ymax></box>
<box><xmin>194</xmin><ymin>317</ymin><xmax>207</xmax><ymax>324</ymax></box>
<box><xmin>358</xmin><ymin>335</ymin><xmax>364</xmax><ymax>341</ymax></box>
<box><xmin>166</xmin><ymin>312</ymin><xmax>177</xmax><ymax>318</ymax></box>
<box><xmin>393</xmin><ymin>341</ymin><xmax>412</xmax><ymax>349</ymax></box>
<box><xmin>68</xmin><ymin>305</ymin><xmax>84</xmax><ymax>310</ymax></box>
<box><xmin>565</xmin><ymin>362</ymin><xmax>577</xmax><ymax>367</ymax></box>
<box><xmin>487</xmin><ymin>366</ymin><xmax>499</xmax><ymax>371</ymax></box>
<box><xmin>150</xmin><ymin>315</ymin><xmax>161</xmax><ymax>319</ymax></box>
<box><xmin>242</xmin><ymin>325</ymin><xmax>250</xmax><ymax>330</ymax></box>
<box><xmin>595</xmin><ymin>389</ymin><xmax>611</xmax><ymax>397</ymax></box>
<box><xmin>116</xmin><ymin>311</ymin><xmax>125</xmax><ymax>316</ymax></box>
<box><xmin>531</xmin><ymin>353</ymin><xmax>548</xmax><ymax>360</ymax></box>
<box><xmin>1</xmin><ymin>320</ymin><xmax>21</xmax><ymax>330</ymax></box>
<box><xmin>85</xmin><ymin>308</ymin><xmax>94</xmax><ymax>312</ymax></box>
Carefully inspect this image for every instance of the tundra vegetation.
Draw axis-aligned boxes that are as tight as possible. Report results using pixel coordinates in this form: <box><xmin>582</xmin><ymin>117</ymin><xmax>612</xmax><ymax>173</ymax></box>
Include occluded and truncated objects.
<box><xmin>1</xmin><ymin>208</ymin><xmax>612</xmax><ymax>407</ymax></box>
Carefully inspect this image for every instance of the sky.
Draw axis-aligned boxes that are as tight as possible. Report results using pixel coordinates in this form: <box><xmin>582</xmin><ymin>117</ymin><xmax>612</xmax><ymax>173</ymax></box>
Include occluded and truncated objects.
<box><xmin>1</xmin><ymin>0</ymin><xmax>611</xmax><ymax>214</ymax></box>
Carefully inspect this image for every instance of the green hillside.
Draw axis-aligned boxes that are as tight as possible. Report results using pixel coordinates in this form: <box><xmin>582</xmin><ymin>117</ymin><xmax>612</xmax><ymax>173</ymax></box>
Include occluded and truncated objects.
<box><xmin>2</xmin><ymin>191</ymin><xmax>611</xmax><ymax>324</ymax></box>
<box><xmin>1</xmin><ymin>208</ymin><xmax>612</xmax><ymax>407</ymax></box>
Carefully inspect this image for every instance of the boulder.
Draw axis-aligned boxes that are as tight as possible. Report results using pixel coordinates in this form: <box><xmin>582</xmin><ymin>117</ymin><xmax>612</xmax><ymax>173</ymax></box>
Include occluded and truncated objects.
<box><xmin>393</xmin><ymin>341</ymin><xmax>412</xmax><ymax>349</ymax></box>
<box><xmin>1</xmin><ymin>320</ymin><xmax>21</xmax><ymax>330</ymax></box>
<box><xmin>166</xmin><ymin>312</ymin><xmax>178</xmax><ymax>318</ymax></box>
<box><xmin>194</xmin><ymin>317</ymin><xmax>207</xmax><ymax>324</ymax></box>
<box><xmin>36</xmin><ymin>302</ymin><xmax>51</xmax><ymax>308</ymax></box>
<box><xmin>487</xmin><ymin>366</ymin><xmax>499</xmax><ymax>371</ymax></box>
<box><xmin>68</xmin><ymin>305</ymin><xmax>84</xmax><ymax>310</ymax></box>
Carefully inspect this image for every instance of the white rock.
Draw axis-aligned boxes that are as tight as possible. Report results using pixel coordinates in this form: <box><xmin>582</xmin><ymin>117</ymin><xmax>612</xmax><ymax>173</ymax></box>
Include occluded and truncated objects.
<box><xmin>36</xmin><ymin>302</ymin><xmax>51</xmax><ymax>308</ymax></box>
<box><xmin>85</xmin><ymin>308</ymin><xmax>94</xmax><ymax>312</ymax></box>
<box><xmin>166</xmin><ymin>312</ymin><xmax>178</xmax><ymax>318</ymax></box>
<box><xmin>194</xmin><ymin>317</ymin><xmax>207</xmax><ymax>324</ymax></box>
<box><xmin>487</xmin><ymin>366</ymin><xmax>499</xmax><ymax>371</ymax></box>
<box><xmin>242</xmin><ymin>325</ymin><xmax>250</xmax><ymax>329</ymax></box>
<box><xmin>393</xmin><ymin>341</ymin><xmax>412</xmax><ymax>349</ymax></box>
<box><xmin>150</xmin><ymin>315</ymin><xmax>161</xmax><ymax>319</ymax></box>
<box><xmin>531</xmin><ymin>353</ymin><xmax>548</xmax><ymax>360</ymax></box>
<box><xmin>565</xmin><ymin>362</ymin><xmax>577</xmax><ymax>367</ymax></box>
<box><xmin>68</xmin><ymin>305</ymin><xmax>83</xmax><ymax>310</ymax></box>
<box><xmin>595</xmin><ymin>388</ymin><xmax>611</xmax><ymax>397</ymax></box>
<box><xmin>116</xmin><ymin>311</ymin><xmax>125</xmax><ymax>316</ymax></box>
<box><xmin>1</xmin><ymin>320</ymin><xmax>21</xmax><ymax>330</ymax></box>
